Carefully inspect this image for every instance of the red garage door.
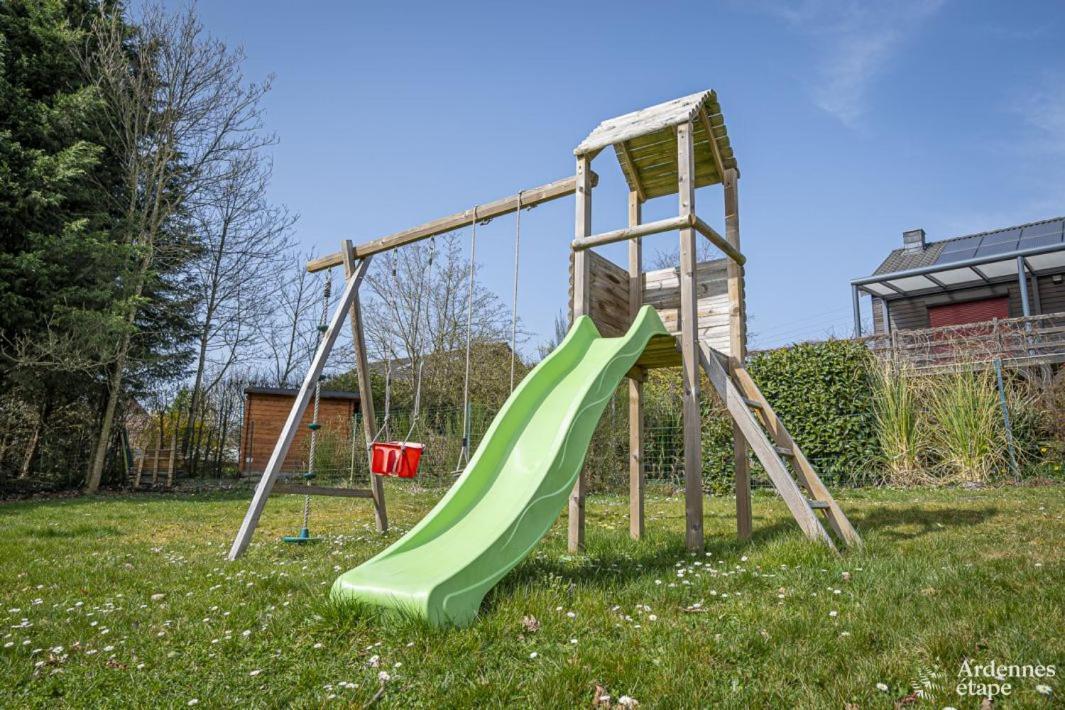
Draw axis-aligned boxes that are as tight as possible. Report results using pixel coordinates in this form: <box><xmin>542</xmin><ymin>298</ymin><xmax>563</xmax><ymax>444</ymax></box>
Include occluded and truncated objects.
<box><xmin>928</xmin><ymin>297</ymin><xmax>1009</xmax><ymax>328</ymax></box>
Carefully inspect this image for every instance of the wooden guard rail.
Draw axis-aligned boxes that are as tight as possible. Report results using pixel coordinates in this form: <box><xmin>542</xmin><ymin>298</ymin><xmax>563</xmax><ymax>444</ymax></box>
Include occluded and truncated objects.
<box><xmin>861</xmin><ymin>313</ymin><xmax>1065</xmax><ymax>371</ymax></box>
<box><xmin>570</xmin><ymin>213</ymin><xmax>745</xmax><ymax>265</ymax></box>
<box><xmin>307</xmin><ymin>173</ymin><xmax>596</xmax><ymax>272</ymax></box>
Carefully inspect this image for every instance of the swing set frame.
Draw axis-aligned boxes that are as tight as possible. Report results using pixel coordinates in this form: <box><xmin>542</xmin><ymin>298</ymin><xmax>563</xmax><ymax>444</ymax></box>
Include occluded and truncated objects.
<box><xmin>227</xmin><ymin>175</ymin><xmax>590</xmax><ymax>560</ymax></box>
<box><xmin>229</xmin><ymin>89</ymin><xmax>860</xmax><ymax>563</ymax></box>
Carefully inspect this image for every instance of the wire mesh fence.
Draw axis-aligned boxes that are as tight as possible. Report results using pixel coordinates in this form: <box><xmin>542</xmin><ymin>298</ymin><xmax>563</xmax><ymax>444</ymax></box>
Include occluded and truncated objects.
<box><xmin>280</xmin><ymin>405</ymin><xmax>498</xmax><ymax>490</ymax></box>
<box><xmin>274</xmin><ymin>397</ymin><xmax>884</xmax><ymax>495</ymax></box>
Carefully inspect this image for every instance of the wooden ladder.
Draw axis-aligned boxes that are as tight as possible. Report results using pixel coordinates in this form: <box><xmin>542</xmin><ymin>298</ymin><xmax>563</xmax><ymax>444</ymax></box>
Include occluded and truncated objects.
<box><xmin>698</xmin><ymin>343</ymin><xmax>861</xmax><ymax>550</ymax></box>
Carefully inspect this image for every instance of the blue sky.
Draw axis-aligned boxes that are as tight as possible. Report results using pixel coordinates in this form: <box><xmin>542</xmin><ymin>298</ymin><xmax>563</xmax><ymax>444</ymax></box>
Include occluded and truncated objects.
<box><xmin>178</xmin><ymin>0</ymin><xmax>1064</xmax><ymax>352</ymax></box>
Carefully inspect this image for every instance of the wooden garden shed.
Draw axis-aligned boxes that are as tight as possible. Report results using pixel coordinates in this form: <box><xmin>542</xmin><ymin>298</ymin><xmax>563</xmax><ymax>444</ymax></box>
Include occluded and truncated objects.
<box><xmin>239</xmin><ymin>386</ymin><xmax>360</xmax><ymax>475</ymax></box>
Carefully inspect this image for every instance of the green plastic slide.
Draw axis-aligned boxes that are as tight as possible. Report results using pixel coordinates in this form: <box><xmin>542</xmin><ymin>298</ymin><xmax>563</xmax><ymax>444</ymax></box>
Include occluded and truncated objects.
<box><xmin>331</xmin><ymin>306</ymin><xmax>668</xmax><ymax>626</ymax></box>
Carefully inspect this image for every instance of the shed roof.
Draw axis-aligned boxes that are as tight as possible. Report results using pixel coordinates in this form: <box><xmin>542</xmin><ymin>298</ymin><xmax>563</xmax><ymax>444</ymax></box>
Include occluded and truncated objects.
<box><xmin>574</xmin><ymin>90</ymin><xmax>738</xmax><ymax>200</ymax></box>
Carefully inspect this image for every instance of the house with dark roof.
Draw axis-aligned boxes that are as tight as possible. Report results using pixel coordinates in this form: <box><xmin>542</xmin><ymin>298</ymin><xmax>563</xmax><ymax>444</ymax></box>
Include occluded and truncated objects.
<box><xmin>851</xmin><ymin>218</ymin><xmax>1065</xmax><ymax>369</ymax></box>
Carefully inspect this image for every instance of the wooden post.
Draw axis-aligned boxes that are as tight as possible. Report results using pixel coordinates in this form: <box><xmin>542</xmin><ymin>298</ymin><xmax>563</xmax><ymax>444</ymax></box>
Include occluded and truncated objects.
<box><xmin>133</xmin><ymin>446</ymin><xmax>144</xmax><ymax>488</ymax></box>
<box><xmin>166</xmin><ymin>426</ymin><xmax>177</xmax><ymax>488</ymax></box>
<box><xmin>677</xmin><ymin>121</ymin><xmax>703</xmax><ymax>552</ymax></box>
<box><xmin>723</xmin><ymin>167</ymin><xmax>751</xmax><ymax>540</ymax></box>
<box><xmin>568</xmin><ymin>154</ymin><xmax>592</xmax><ymax>553</ymax></box>
<box><xmin>227</xmin><ymin>258</ymin><xmax>371</xmax><ymax>560</ymax></box>
<box><xmin>151</xmin><ymin>419</ymin><xmax>162</xmax><ymax>485</ymax></box>
<box><xmin>342</xmin><ymin>240</ymin><xmax>388</xmax><ymax>533</ymax></box>
<box><xmin>627</xmin><ymin>191</ymin><xmax>644</xmax><ymax>540</ymax></box>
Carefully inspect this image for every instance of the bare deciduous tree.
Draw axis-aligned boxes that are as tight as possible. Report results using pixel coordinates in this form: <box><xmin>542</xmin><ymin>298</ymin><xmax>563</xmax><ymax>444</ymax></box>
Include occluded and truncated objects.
<box><xmin>258</xmin><ymin>252</ymin><xmax>324</xmax><ymax>386</ymax></box>
<box><xmin>79</xmin><ymin>5</ymin><xmax>273</xmax><ymax>492</ymax></box>
<box><xmin>362</xmin><ymin>233</ymin><xmax>517</xmax><ymax>380</ymax></box>
<box><xmin>183</xmin><ymin>151</ymin><xmax>296</xmax><ymax>468</ymax></box>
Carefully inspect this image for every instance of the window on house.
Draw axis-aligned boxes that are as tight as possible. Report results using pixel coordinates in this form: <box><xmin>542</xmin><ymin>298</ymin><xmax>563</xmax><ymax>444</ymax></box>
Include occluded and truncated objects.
<box><xmin>928</xmin><ymin>296</ymin><xmax>1009</xmax><ymax>328</ymax></box>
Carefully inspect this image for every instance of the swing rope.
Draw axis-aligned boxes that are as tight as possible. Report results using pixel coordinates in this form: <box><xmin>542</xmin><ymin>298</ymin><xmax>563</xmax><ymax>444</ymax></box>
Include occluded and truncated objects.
<box><xmin>456</xmin><ymin>207</ymin><xmax>477</xmax><ymax>471</ymax></box>
<box><xmin>287</xmin><ymin>274</ymin><xmax>331</xmax><ymax>543</ymax></box>
<box><xmin>404</xmin><ymin>236</ymin><xmax>434</xmax><ymax>434</ymax></box>
<box><xmin>509</xmin><ymin>192</ymin><xmax>522</xmax><ymax>392</ymax></box>
<box><xmin>391</xmin><ymin>237</ymin><xmax>434</xmax><ymax>473</ymax></box>
<box><xmin>364</xmin><ymin>238</ymin><xmax>436</xmax><ymax>476</ymax></box>
<box><xmin>370</xmin><ymin>355</ymin><xmax>393</xmax><ymax>445</ymax></box>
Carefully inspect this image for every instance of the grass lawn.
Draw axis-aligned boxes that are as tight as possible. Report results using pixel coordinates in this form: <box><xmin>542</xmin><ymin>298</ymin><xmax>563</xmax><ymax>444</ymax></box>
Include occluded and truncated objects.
<box><xmin>1</xmin><ymin>484</ymin><xmax>1062</xmax><ymax>708</ymax></box>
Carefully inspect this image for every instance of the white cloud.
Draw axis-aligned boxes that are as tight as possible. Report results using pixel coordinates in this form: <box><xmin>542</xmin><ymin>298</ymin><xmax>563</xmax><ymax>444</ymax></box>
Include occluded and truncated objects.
<box><xmin>1015</xmin><ymin>74</ymin><xmax>1065</xmax><ymax>154</ymax></box>
<box><xmin>931</xmin><ymin>75</ymin><xmax>1065</xmax><ymax>237</ymax></box>
<box><xmin>752</xmin><ymin>0</ymin><xmax>946</xmax><ymax>127</ymax></box>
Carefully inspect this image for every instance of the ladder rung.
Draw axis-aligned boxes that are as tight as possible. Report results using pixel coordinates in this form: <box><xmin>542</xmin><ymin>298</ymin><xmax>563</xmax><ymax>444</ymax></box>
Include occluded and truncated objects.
<box><xmin>807</xmin><ymin>499</ymin><xmax>830</xmax><ymax>509</ymax></box>
<box><xmin>742</xmin><ymin>397</ymin><xmax>763</xmax><ymax>409</ymax></box>
<box><xmin>773</xmin><ymin>445</ymin><xmax>794</xmax><ymax>457</ymax></box>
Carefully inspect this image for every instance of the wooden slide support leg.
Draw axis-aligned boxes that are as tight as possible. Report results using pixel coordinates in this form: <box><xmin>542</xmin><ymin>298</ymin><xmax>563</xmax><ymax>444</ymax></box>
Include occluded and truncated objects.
<box><xmin>734</xmin><ymin>432</ymin><xmax>752</xmax><ymax>540</ymax></box>
<box><xmin>568</xmin><ymin>154</ymin><xmax>593</xmax><ymax>554</ymax></box>
<box><xmin>723</xmin><ymin>167</ymin><xmax>751</xmax><ymax>541</ymax></box>
<box><xmin>628</xmin><ymin>191</ymin><xmax>644</xmax><ymax>541</ymax></box>
<box><xmin>629</xmin><ymin>369</ymin><xmax>644</xmax><ymax>540</ymax></box>
<box><xmin>678</xmin><ymin>121</ymin><xmax>703</xmax><ymax>552</ymax></box>
<box><xmin>227</xmin><ymin>257</ymin><xmax>372</xmax><ymax>561</ymax></box>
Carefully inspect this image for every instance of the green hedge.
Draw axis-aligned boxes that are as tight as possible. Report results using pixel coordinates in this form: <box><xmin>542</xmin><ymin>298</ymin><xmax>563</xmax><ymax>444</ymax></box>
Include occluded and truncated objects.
<box><xmin>746</xmin><ymin>339</ymin><xmax>879</xmax><ymax>479</ymax></box>
<box><xmin>689</xmin><ymin>339</ymin><xmax>879</xmax><ymax>493</ymax></box>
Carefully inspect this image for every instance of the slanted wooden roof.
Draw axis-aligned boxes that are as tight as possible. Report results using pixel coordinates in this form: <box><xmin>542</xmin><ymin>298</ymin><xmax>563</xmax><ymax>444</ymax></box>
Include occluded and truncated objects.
<box><xmin>574</xmin><ymin>90</ymin><xmax>738</xmax><ymax>200</ymax></box>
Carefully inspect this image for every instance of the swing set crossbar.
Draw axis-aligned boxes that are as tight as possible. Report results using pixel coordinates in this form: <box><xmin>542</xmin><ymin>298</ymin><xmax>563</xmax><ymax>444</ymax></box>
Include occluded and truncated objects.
<box><xmin>305</xmin><ymin>173</ymin><xmax>596</xmax><ymax>273</ymax></box>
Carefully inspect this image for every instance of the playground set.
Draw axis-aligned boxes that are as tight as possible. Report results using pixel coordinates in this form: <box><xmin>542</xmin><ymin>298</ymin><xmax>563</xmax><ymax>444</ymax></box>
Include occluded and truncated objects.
<box><xmin>228</xmin><ymin>90</ymin><xmax>861</xmax><ymax>626</ymax></box>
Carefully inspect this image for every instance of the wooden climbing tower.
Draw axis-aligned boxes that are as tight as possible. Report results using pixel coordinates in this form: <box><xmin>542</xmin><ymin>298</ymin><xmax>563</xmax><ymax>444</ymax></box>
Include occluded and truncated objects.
<box><xmin>569</xmin><ymin>90</ymin><xmax>860</xmax><ymax>552</ymax></box>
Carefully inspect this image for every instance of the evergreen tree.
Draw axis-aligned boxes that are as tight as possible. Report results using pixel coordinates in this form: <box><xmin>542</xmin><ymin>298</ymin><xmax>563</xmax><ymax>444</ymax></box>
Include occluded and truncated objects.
<box><xmin>0</xmin><ymin>1</ymin><xmax>198</xmax><ymax>487</ymax></box>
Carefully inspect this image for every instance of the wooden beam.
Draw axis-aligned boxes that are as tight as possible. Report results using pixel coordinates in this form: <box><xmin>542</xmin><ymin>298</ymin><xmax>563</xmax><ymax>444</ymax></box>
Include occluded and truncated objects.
<box><xmin>617</xmin><ymin>141</ymin><xmax>646</xmax><ymax>202</ymax></box>
<box><xmin>678</xmin><ymin>121</ymin><xmax>703</xmax><ymax>552</ymax></box>
<box><xmin>723</xmin><ymin>167</ymin><xmax>751</xmax><ymax>541</ymax></box>
<box><xmin>572</xmin><ymin>213</ymin><xmax>745</xmax><ymax>265</ymax></box>
<box><xmin>573</xmin><ymin>215</ymin><xmax>687</xmax><ymax>251</ymax></box>
<box><xmin>343</xmin><ymin>241</ymin><xmax>387</xmax><ymax>533</ymax></box>
<box><xmin>692</xmin><ymin>216</ymin><xmax>745</xmax><ymax>265</ymax></box>
<box><xmin>698</xmin><ymin>105</ymin><xmax>726</xmax><ymax>180</ymax></box>
<box><xmin>627</xmin><ymin>191</ymin><xmax>644</xmax><ymax>541</ymax></box>
<box><xmin>273</xmin><ymin>484</ymin><xmax>374</xmax><ymax>499</ymax></box>
<box><xmin>307</xmin><ymin>174</ymin><xmax>595</xmax><ymax>272</ymax></box>
<box><xmin>227</xmin><ymin>257</ymin><xmax>371</xmax><ymax>560</ymax></box>
<box><xmin>569</xmin><ymin>155</ymin><xmax>593</xmax><ymax>554</ymax></box>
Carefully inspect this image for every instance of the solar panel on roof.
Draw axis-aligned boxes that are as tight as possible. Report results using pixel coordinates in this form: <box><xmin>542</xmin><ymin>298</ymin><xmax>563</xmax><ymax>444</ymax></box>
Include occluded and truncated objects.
<box><xmin>975</xmin><ymin>241</ymin><xmax>1019</xmax><ymax>257</ymax></box>
<box><xmin>1019</xmin><ymin>233</ymin><xmax>1064</xmax><ymax>250</ymax></box>
<box><xmin>980</xmin><ymin>229</ymin><xmax>1021</xmax><ymax>245</ymax></box>
<box><xmin>940</xmin><ymin>235</ymin><xmax>982</xmax><ymax>253</ymax></box>
<box><xmin>936</xmin><ymin>248</ymin><xmax>979</xmax><ymax>263</ymax></box>
<box><xmin>926</xmin><ymin>219</ymin><xmax>1065</xmax><ymax>268</ymax></box>
<box><xmin>1020</xmin><ymin>219</ymin><xmax>1064</xmax><ymax>238</ymax></box>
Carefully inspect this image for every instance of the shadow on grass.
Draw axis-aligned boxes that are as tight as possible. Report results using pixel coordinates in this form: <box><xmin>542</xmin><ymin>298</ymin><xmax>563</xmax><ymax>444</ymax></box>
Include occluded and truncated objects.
<box><xmin>10</xmin><ymin>523</ymin><xmax>123</xmax><ymax>539</ymax></box>
<box><xmin>0</xmin><ymin>487</ymin><xmax>256</xmax><ymax>514</ymax></box>
<box><xmin>494</xmin><ymin>516</ymin><xmax>807</xmax><ymax>598</ymax></box>
<box><xmin>851</xmin><ymin>505</ymin><xmax>998</xmax><ymax>541</ymax></box>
